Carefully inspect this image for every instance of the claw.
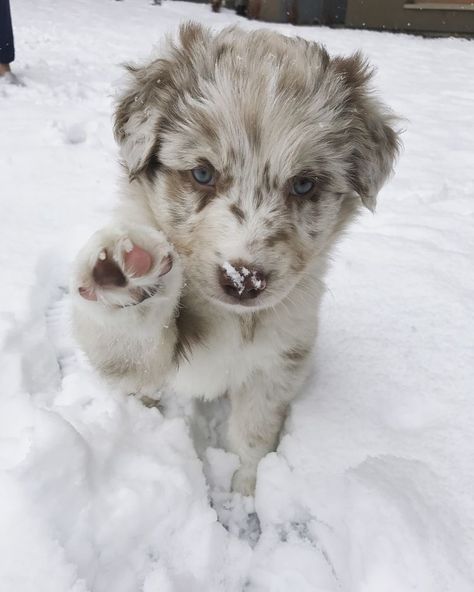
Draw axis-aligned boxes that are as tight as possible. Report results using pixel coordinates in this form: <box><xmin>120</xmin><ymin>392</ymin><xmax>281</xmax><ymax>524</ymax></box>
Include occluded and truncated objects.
<box><xmin>123</xmin><ymin>238</ymin><xmax>134</xmax><ymax>253</ymax></box>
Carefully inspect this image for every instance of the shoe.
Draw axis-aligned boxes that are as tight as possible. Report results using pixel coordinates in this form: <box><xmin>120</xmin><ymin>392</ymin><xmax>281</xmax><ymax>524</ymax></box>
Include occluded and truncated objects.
<box><xmin>0</xmin><ymin>71</ymin><xmax>25</xmax><ymax>86</ymax></box>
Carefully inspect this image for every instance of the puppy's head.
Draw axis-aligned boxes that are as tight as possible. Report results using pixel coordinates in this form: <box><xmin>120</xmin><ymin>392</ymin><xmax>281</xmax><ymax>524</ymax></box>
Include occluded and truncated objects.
<box><xmin>115</xmin><ymin>24</ymin><xmax>400</xmax><ymax>312</ymax></box>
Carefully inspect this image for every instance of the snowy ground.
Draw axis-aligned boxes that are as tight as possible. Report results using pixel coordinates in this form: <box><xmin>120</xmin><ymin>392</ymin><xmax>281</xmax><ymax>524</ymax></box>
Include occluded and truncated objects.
<box><xmin>1</xmin><ymin>1</ymin><xmax>474</xmax><ymax>590</ymax></box>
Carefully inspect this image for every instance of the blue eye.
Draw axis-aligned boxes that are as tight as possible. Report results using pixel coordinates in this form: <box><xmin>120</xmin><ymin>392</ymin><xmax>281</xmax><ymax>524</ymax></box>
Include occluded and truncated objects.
<box><xmin>191</xmin><ymin>165</ymin><xmax>215</xmax><ymax>186</ymax></box>
<box><xmin>291</xmin><ymin>176</ymin><xmax>315</xmax><ymax>196</ymax></box>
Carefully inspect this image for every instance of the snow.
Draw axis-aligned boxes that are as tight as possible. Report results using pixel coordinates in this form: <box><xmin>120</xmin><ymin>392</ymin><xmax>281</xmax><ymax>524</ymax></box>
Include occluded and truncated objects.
<box><xmin>1</xmin><ymin>1</ymin><xmax>474</xmax><ymax>590</ymax></box>
<box><xmin>223</xmin><ymin>261</ymin><xmax>246</xmax><ymax>294</ymax></box>
<box><xmin>222</xmin><ymin>262</ymin><xmax>264</xmax><ymax>294</ymax></box>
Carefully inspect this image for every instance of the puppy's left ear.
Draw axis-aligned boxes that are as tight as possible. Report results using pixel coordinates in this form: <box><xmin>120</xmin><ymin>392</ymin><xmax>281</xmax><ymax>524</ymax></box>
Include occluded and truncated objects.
<box><xmin>333</xmin><ymin>53</ymin><xmax>401</xmax><ymax>212</ymax></box>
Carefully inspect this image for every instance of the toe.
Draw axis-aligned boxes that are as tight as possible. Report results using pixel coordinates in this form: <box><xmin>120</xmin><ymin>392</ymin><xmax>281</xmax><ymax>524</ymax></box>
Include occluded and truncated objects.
<box><xmin>78</xmin><ymin>286</ymin><xmax>98</xmax><ymax>301</ymax></box>
<box><xmin>159</xmin><ymin>254</ymin><xmax>173</xmax><ymax>277</ymax></box>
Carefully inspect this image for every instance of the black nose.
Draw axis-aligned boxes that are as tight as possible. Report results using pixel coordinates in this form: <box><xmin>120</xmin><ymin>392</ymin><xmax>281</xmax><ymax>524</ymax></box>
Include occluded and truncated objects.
<box><xmin>219</xmin><ymin>262</ymin><xmax>267</xmax><ymax>300</ymax></box>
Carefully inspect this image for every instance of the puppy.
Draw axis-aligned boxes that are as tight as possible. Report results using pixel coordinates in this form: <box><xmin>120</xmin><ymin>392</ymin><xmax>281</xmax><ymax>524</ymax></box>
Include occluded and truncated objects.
<box><xmin>71</xmin><ymin>24</ymin><xmax>399</xmax><ymax>494</ymax></box>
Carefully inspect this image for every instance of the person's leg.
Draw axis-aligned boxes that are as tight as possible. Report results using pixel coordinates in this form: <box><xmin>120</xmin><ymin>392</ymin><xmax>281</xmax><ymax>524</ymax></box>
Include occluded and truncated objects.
<box><xmin>211</xmin><ymin>0</ymin><xmax>222</xmax><ymax>13</ymax></box>
<box><xmin>0</xmin><ymin>0</ymin><xmax>15</xmax><ymax>75</ymax></box>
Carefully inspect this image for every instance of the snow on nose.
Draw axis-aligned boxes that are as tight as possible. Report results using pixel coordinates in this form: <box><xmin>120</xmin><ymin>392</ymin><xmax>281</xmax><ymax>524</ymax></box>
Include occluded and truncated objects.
<box><xmin>220</xmin><ymin>261</ymin><xmax>267</xmax><ymax>300</ymax></box>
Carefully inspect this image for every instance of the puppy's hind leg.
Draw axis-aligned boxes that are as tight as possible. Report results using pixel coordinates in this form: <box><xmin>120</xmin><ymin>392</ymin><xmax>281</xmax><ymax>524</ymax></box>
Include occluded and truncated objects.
<box><xmin>71</xmin><ymin>224</ymin><xmax>183</xmax><ymax>399</ymax></box>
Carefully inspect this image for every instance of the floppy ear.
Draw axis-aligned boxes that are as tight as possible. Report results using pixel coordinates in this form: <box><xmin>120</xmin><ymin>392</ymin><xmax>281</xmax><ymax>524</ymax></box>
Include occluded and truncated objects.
<box><xmin>333</xmin><ymin>53</ymin><xmax>401</xmax><ymax>211</ymax></box>
<box><xmin>113</xmin><ymin>23</ymin><xmax>212</xmax><ymax>181</ymax></box>
<box><xmin>113</xmin><ymin>61</ymin><xmax>170</xmax><ymax>180</ymax></box>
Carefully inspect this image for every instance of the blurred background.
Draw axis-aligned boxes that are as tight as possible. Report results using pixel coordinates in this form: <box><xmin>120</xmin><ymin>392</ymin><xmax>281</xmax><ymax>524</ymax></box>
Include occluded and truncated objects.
<box><xmin>208</xmin><ymin>0</ymin><xmax>474</xmax><ymax>35</ymax></box>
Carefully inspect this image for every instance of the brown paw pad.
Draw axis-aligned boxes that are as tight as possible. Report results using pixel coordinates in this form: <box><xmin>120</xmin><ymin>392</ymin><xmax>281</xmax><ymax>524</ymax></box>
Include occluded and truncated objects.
<box><xmin>92</xmin><ymin>250</ymin><xmax>127</xmax><ymax>288</ymax></box>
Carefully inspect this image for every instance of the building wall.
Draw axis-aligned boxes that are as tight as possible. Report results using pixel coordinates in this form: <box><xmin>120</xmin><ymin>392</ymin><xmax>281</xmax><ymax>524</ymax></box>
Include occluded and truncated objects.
<box><xmin>255</xmin><ymin>0</ymin><xmax>346</xmax><ymax>25</ymax></box>
<box><xmin>194</xmin><ymin>0</ymin><xmax>474</xmax><ymax>35</ymax></box>
<box><xmin>345</xmin><ymin>0</ymin><xmax>474</xmax><ymax>35</ymax></box>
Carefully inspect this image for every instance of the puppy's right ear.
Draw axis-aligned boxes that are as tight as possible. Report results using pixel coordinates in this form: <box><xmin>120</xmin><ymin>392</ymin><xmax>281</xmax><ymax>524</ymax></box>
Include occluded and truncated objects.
<box><xmin>114</xmin><ymin>23</ymin><xmax>211</xmax><ymax>180</ymax></box>
<box><xmin>114</xmin><ymin>23</ymin><xmax>211</xmax><ymax>181</ymax></box>
<box><xmin>113</xmin><ymin>61</ymin><xmax>172</xmax><ymax>180</ymax></box>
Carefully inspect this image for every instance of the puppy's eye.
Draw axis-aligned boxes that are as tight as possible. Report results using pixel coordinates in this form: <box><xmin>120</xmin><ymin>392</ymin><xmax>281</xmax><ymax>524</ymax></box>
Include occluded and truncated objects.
<box><xmin>290</xmin><ymin>176</ymin><xmax>315</xmax><ymax>197</ymax></box>
<box><xmin>191</xmin><ymin>165</ymin><xmax>215</xmax><ymax>186</ymax></box>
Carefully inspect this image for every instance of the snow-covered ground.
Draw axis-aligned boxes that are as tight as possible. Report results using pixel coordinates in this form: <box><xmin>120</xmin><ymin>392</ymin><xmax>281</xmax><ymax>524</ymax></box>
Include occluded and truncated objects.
<box><xmin>1</xmin><ymin>1</ymin><xmax>473</xmax><ymax>590</ymax></box>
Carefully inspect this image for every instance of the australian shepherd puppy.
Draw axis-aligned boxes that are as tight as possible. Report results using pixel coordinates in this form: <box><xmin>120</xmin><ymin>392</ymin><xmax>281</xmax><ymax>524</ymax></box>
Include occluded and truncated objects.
<box><xmin>71</xmin><ymin>24</ymin><xmax>399</xmax><ymax>494</ymax></box>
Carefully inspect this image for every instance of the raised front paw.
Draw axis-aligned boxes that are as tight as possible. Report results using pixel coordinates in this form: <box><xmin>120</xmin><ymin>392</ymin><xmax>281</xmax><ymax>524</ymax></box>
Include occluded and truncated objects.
<box><xmin>73</xmin><ymin>225</ymin><xmax>182</xmax><ymax>307</ymax></box>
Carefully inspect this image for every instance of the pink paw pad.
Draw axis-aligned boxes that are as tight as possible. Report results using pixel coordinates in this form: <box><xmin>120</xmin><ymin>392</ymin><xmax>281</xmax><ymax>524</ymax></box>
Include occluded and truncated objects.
<box><xmin>123</xmin><ymin>243</ymin><xmax>153</xmax><ymax>277</ymax></box>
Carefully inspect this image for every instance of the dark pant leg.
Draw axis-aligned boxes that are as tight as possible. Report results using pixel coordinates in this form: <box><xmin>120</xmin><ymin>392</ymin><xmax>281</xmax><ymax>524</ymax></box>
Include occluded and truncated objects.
<box><xmin>235</xmin><ymin>0</ymin><xmax>248</xmax><ymax>16</ymax></box>
<box><xmin>0</xmin><ymin>0</ymin><xmax>15</xmax><ymax>64</ymax></box>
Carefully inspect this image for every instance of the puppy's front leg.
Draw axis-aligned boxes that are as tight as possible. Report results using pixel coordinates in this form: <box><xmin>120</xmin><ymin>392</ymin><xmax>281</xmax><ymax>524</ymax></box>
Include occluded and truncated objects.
<box><xmin>228</xmin><ymin>360</ymin><xmax>310</xmax><ymax>495</ymax></box>
<box><xmin>71</xmin><ymin>224</ymin><xmax>183</xmax><ymax>398</ymax></box>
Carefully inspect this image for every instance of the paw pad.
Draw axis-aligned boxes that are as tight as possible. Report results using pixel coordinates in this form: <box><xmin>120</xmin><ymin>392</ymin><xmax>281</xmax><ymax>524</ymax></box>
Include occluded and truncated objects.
<box><xmin>92</xmin><ymin>250</ymin><xmax>128</xmax><ymax>288</ymax></box>
<box><xmin>77</xmin><ymin>232</ymin><xmax>174</xmax><ymax>305</ymax></box>
<box><xmin>123</xmin><ymin>244</ymin><xmax>153</xmax><ymax>277</ymax></box>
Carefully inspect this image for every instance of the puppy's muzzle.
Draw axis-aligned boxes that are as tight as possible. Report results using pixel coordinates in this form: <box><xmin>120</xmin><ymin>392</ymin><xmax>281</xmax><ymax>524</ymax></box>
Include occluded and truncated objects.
<box><xmin>219</xmin><ymin>261</ymin><xmax>267</xmax><ymax>301</ymax></box>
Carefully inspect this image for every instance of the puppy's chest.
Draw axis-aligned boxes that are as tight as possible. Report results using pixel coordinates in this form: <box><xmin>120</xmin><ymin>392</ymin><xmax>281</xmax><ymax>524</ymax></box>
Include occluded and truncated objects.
<box><xmin>169</xmin><ymin>310</ymin><xmax>281</xmax><ymax>400</ymax></box>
